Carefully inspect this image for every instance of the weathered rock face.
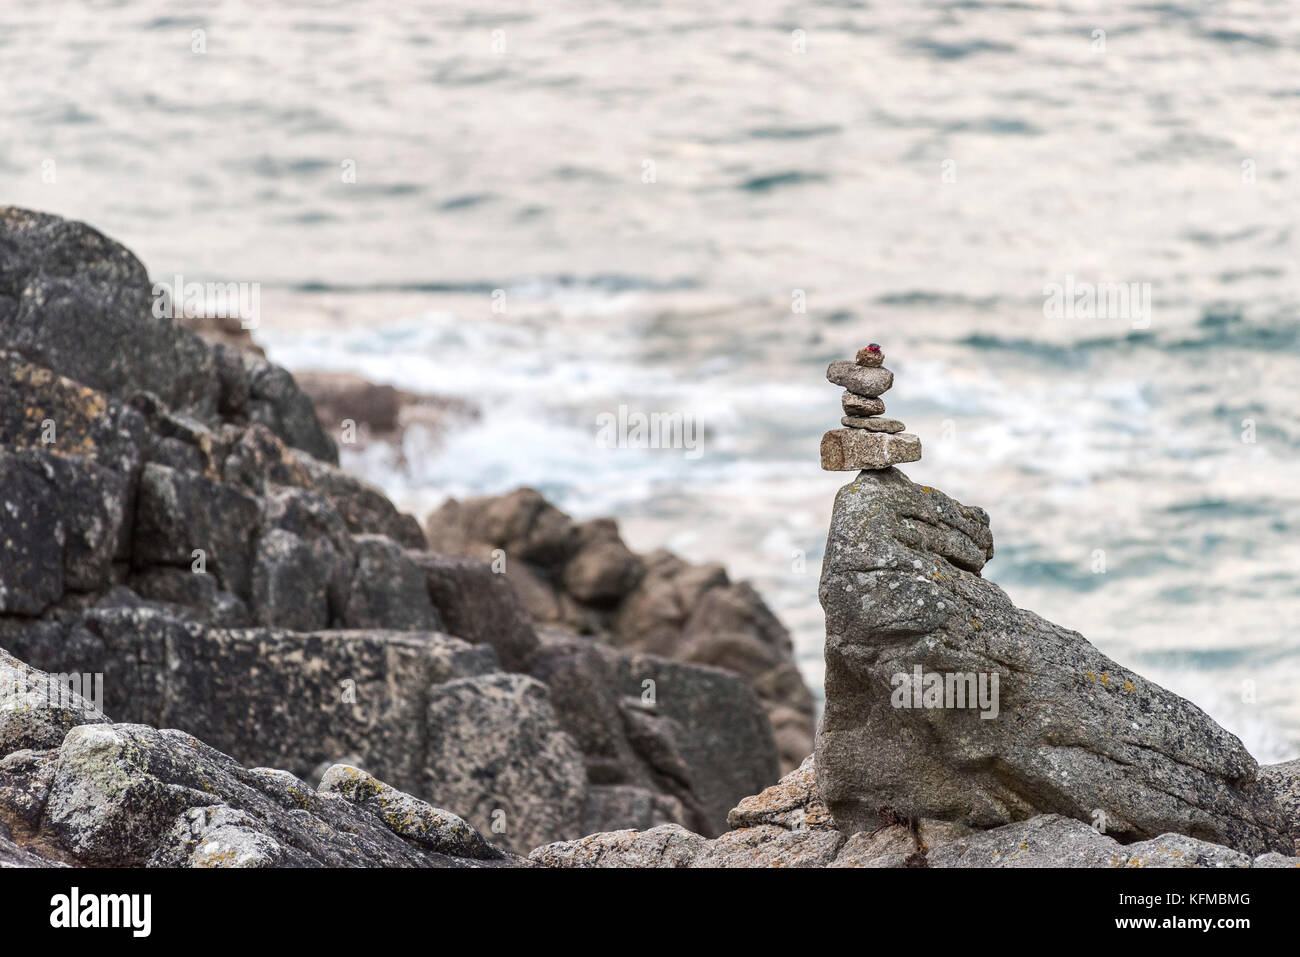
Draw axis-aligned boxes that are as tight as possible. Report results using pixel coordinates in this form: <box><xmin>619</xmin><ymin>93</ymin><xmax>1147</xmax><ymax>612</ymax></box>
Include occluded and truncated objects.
<box><xmin>425</xmin><ymin>488</ymin><xmax>814</xmax><ymax>773</ymax></box>
<box><xmin>814</xmin><ymin>468</ymin><xmax>1296</xmax><ymax>856</ymax></box>
<box><xmin>412</xmin><ymin>553</ymin><xmax>538</xmax><ymax>670</ymax></box>
<box><xmin>1</xmin><ymin>601</ymin><xmax>578</xmax><ymax>853</ymax></box>
<box><xmin>0</xmin><ymin>653</ymin><xmax>514</xmax><ymax>867</ymax></box>
<box><xmin>526</xmin><ymin>629</ymin><xmax>779</xmax><ymax>836</ymax></box>
<box><xmin>0</xmin><ymin>207</ymin><xmax>336</xmax><ymax>463</ymax></box>
<box><xmin>0</xmin><ymin>208</ymin><xmax>791</xmax><ymax>853</ymax></box>
<box><xmin>1259</xmin><ymin>759</ymin><xmax>1300</xmax><ymax>849</ymax></box>
<box><xmin>423</xmin><ymin>673</ymin><xmax>587</xmax><ymax>852</ymax></box>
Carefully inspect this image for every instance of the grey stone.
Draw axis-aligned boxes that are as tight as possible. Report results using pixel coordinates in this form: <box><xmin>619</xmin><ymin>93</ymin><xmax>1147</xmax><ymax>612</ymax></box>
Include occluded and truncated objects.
<box><xmin>1259</xmin><ymin>759</ymin><xmax>1300</xmax><ymax>839</ymax></box>
<box><xmin>0</xmin><ymin>451</ymin><xmax>65</xmax><ymax>614</ymax></box>
<box><xmin>1252</xmin><ymin>852</ymin><xmax>1300</xmax><ymax>868</ymax></box>
<box><xmin>1</xmin><ymin>830</ymin><xmax>65</xmax><ymax>867</ymax></box>
<box><xmin>0</xmin><ymin>350</ymin><xmax>149</xmax><ymax>476</ymax></box>
<box><xmin>695</xmin><ymin>825</ymin><xmax>844</xmax><ymax>867</ymax></box>
<box><xmin>527</xmin><ymin>630</ymin><xmax>764</xmax><ymax>836</ymax></box>
<box><xmin>841</xmin><ymin>392</ymin><xmax>885</xmax><ymax>417</ymax></box>
<box><xmin>240</xmin><ymin>351</ymin><xmax>337</xmax><ymax>465</ymax></box>
<box><xmin>0</xmin><ymin>449</ymin><xmax>130</xmax><ymax>609</ymax></box>
<box><xmin>427</xmin><ymin>491</ymin><xmax>814</xmax><ymax>776</ymax></box>
<box><xmin>8</xmin><ymin>275</ymin><xmax>218</xmax><ymax>419</ymax></box>
<box><xmin>529</xmin><ymin>823</ymin><xmax>709</xmax><ymax>868</ymax></box>
<box><xmin>251</xmin><ymin>528</ymin><xmax>336</xmax><ymax>631</ymax></box>
<box><xmin>219</xmin><ymin>423</ymin><xmax>316</xmax><ymax>494</ymax></box>
<box><xmin>819</xmin><ymin>428</ymin><xmax>921</xmax><ymax>470</ymax></box>
<box><xmin>149</xmin><ymin>805</ymin><xmax>314</xmax><ymax>868</ymax></box>
<box><xmin>0</xmin><ymin>749</ymin><xmax>58</xmax><ymax>829</ymax></box>
<box><xmin>830</xmin><ymin>819</ymin><xmax>967</xmax><ymax>867</ymax></box>
<box><xmin>826</xmin><ymin>360</ymin><xmax>892</xmax><ymax>397</ymax></box>
<box><xmin>423</xmin><ymin>673</ymin><xmax>587</xmax><ymax>853</ymax></box>
<box><xmin>0</xmin><ymin>207</ymin><xmax>341</xmax><ymax>460</ymax></box>
<box><xmin>133</xmin><ymin>462</ymin><xmax>262</xmax><ymax>599</ymax></box>
<box><xmin>840</xmin><ymin>415</ymin><xmax>905</xmax><ymax>432</ymax></box>
<box><xmin>43</xmin><ymin>723</ymin><xmax>501</xmax><ymax>866</ymax></box>
<box><xmin>927</xmin><ymin>814</ymin><xmax>1125</xmax><ymax>868</ymax></box>
<box><xmin>2</xmin><ymin>606</ymin><xmax>502</xmax><ymax>794</ymax></box>
<box><xmin>341</xmin><ymin>535</ymin><xmax>441</xmax><ymax>631</ymax></box>
<box><xmin>1116</xmin><ymin>833</ymin><xmax>1252</xmax><ymax>868</ymax></box>
<box><xmin>726</xmin><ymin>754</ymin><xmax>835</xmax><ymax>831</ymax></box>
<box><xmin>527</xmin><ymin>633</ymin><xmax>644</xmax><ymax>783</ymax></box>
<box><xmin>0</xmin><ymin>647</ymin><xmax>108</xmax><ymax>756</ymax></box>
<box><xmin>611</xmin><ymin>653</ymin><xmax>779</xmax><ymax>836</ymax></box>
<box><xmin>128</xmin><ymin>567</ymin><xmax>251</xmax><ymax>627</ymax></box>
<box><xmin>0</xmin><ymin>206</ymin><xmax>221</xmax><ymax>420</ymax></box>
<box><xmin>815</xmin><ymin>468</ymin><xmax>1296</xmax><ymax>855</ymax></box>
<box><xmin>414</xmin><ymin>553</ymin><xmax>539</xmax><ymax>671</ymax></box>
<box><xmin>318</xmin><ymin>764</ymin><xmax>509</xmax><ymax>861</ymax></box>
<box><xmin>155</xmin><ymin>624</ymin><xmax>497</xmax><ymax>790</ymax></box>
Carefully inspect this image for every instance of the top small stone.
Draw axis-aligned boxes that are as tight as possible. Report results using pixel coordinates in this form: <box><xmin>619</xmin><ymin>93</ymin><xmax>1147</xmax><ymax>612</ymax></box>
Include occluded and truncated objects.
<box><xmin>856</xmin><ymin>344</ymin><xmax>883</xmax><ymax>368</ymax></box>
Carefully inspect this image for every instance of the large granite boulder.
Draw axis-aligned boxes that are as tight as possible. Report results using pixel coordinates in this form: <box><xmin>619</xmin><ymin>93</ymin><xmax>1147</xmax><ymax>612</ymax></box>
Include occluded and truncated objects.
<box><xmin>814</xmin><ymin>468</ymin><xmax>1296</xmax><ymax>856</ymax></box>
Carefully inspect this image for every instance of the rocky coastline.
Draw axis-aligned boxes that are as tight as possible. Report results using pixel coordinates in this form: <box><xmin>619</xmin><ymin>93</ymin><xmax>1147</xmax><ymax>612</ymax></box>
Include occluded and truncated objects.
<box><xmin>1</xmin><ymin>208</ymin><xmax>1297</xmax><ymax>868</ymax></box>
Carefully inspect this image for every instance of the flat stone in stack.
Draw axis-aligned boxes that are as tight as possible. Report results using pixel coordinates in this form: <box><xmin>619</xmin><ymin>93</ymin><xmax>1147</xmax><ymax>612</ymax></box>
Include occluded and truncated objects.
<box><xmin>820</xmin><ymin>344</ymin><xmax>922</xmax><ymax>471</ymax></box>
<box><xmin>840</xmin><ymin>415</ymin><xmax>904</xmax><ymax>432</ymax></box>
<box><xmin>820</xmin><ymin>430</ymin><xmax>921</xmax><ymax>470</ymax></box>
<box><xmin>841</xmin><ymin>393</ymin><xmax>884</xmax><ymax>417</ymax></box>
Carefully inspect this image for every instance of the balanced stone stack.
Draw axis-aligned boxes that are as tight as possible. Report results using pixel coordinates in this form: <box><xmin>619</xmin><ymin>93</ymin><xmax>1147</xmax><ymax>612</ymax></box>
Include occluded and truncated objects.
<box><xmin>820</xmin><ymin>344</ymin><xmax>922</xmax><ymax>470</ymax></box>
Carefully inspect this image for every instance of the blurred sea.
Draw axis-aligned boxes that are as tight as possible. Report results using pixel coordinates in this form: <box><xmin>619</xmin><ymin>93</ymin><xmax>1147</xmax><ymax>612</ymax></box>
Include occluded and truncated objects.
<box><xmin>4</xmin><ymin>0</ymin><xmax>1300</xmax><ymax>759</ymax></box>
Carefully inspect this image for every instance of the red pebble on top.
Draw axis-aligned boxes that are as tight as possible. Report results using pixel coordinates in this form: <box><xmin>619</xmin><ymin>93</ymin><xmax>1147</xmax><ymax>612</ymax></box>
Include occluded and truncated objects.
<box><xmin>855</xmin><ymin>343</ymin><xmax>884</xmax><ymax>367</ymax></box>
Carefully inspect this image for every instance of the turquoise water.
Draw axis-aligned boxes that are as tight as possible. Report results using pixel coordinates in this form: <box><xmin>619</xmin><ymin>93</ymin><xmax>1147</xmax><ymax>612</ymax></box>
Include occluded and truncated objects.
<box><xmin>4</xmin><ymin>0</ymin><xmax>1299</xmax><ymax>759</ymax></box>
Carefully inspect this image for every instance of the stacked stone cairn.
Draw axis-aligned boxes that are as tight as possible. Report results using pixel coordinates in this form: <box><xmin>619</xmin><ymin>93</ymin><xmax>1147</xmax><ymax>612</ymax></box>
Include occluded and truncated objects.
<box><xmin>819</xmin><ymin>344</ymin><xmax>922</xmax><ymax>470</ymax></box>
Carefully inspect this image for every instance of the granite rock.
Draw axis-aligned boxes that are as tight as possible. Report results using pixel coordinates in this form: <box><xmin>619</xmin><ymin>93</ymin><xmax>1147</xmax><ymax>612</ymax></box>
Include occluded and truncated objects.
<box><xmin>840</xmin><ymin>415</ymin><xmax>905</xmax><ymax>432</ymax></box>
<box><xmin>1116</xmin><ymin>832</ymin><xmax>1252</xmax><ymax>869</ymax></box>
<box><xmin>423</xmin><ymin>673</ymin><xmax>587</xmax><ymax>853</ymax></box>
<box><xmin>815</xmin><ymin>467</ymin><xmax>1296</xmax><ymax>856</ymax></box>
<box><xmin>926</xmin><ymin>814</ymin><xmax>1124</xmax><ymax>868</ymax></box>
<box><xmin>529</xmin><ymin>823</ymin><xmax>709</xmax><ymax>868</ymax></box>
<box><xmin>826</xmin><ymin>360</ymin><xmax>892</xmax><ymax>397</ymax></box>
<box><xmin>841</xmin><ymin>392</ymin><xmax>885</xmax><ymax>417</ymax></box>
<box><xmin>819</xmin><ymin>428</ymin><xmax>921</xmax><ymax>470</ymax></box>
